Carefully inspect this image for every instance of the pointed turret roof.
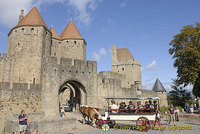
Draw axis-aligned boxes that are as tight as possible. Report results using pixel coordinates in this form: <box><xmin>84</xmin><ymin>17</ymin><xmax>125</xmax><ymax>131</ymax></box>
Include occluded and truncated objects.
<box><xmin>152</xmin><ymin>79</ymin><xmax>166</xmax><ymax>92</ymax></box>
<box><xmin>60</xmin><ymin>20</ymin><xmax>83</xmax><ymax>39</ymax></box>
<box><xmin>16</xmin><ymin>7</ymin><xmax>47</xmax><ymax>28</ymax></box>
<box><xmin>50</xmin><ymin>26</ymin><xmax>60</xmax><ymax>39</ymax></box>
<box><xmin>117</xmin><ymin>48</ymin><xmax>134</xmax><ymax>61</ymax></box>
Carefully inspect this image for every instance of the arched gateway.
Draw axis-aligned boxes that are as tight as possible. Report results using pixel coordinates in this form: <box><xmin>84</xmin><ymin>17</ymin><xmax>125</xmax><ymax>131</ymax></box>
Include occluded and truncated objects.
<box><xmin>58</xmin><ymin>80</ymin><xmax>87</xmax><ymax>112</ymax></box>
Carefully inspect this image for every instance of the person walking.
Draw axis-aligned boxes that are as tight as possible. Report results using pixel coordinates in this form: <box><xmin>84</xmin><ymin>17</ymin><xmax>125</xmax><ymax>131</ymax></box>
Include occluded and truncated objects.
<box><xmin>18</xmin><ymin>110</ymin><xmax>29</xmax><ymax>134</ymax></box>
<box><xmin>185</xmin><ymin>103</ymin><xmax>189</xmax><ymax>113</ymax></box>
<box><xmin>174</xmin><ymin>107</ymin><xmax>179</xmax><ymax>121</ymax></box>
<box><xmin>190</xmin><ymin>104</ymin><xmax>194</xmax><ymax>114</ymax></box>
<box><xmin>168</xmin><ymin>104</ymin><xmax>176</xmax><ymax>126</ymax></box>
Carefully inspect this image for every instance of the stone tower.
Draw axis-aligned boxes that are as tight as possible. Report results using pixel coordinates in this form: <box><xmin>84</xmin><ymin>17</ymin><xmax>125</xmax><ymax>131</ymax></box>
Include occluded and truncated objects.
<box><xmin>111</xmin><ymin>45</ymin><xmax>142</xmax><ymax>88</ymax></box>
<box><xmin>6</xmin><ymin>7</ymin><xmax>51</xmax><ymax>84</ymax></box>
<box><xmin>152</xmin><ymin>78</ymin><xmax>168</xmax><ymax>107</ymax></box>
<box><xmin>51</xmin><ymin>20</ymin><xmax>86</xmax><ymax>63</ymax></box>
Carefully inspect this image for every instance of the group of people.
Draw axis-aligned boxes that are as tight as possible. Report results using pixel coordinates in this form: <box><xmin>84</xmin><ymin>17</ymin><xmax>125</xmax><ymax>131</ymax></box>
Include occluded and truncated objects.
<box><xmin>18</xmin><ymin>110</ymin><xmax>38</xmax><ymax>134</ymax></box>
<box><xmin>109</xmin><ymin>100</ymin><xmax>159</xmax><ymax>113</ymax></box>
<box><xmin>168</xmin><ymin>104</ymin><xmax>180</xmax><ymax>126</ymax></box>
<box><xmin>185</xmin><ymin>103</ymin><xmax>196</xmax><ymax>113</ymax></box>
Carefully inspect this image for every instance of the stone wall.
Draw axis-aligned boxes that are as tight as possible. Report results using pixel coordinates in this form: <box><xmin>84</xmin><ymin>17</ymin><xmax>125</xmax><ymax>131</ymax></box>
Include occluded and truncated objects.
<box><xmin>6</xmin><ymin>26</ymin><xmax>51</xmax><ymax>85</ymax></box>
<box><xmin>51</xmin><ymin>38</ymin><xmax>86</xmax><ymax>63</ymax></box>
<box><xmin>0</xmin><ymin>53</ymin><xmax>10</xmax><ymax>82</ymax></box>
<box><xmin>41</xmin><ymin>56</ymin><xmax>97</xmax><ymax>117</ymax></box>
<box><xmin>111</xmin><ymin>45</ymin><xmax>142</xmax><ymax>88</ymax></box>
<box><xmin>5</xmin><ymin>112</ymin><xmax>76</xmax><ymax>134</ymax></box>
<box><xmin>0</xmin><ymin>82</ymin><xmax>42</xmax><ymax>113</ymax></box>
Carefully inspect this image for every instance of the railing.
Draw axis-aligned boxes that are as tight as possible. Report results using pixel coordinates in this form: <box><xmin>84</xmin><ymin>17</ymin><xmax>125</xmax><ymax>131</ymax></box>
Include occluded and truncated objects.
<box><xmin>108</xmin><ymin>108</ymin><xmax>156</xmax><ymax>115</ymax></box>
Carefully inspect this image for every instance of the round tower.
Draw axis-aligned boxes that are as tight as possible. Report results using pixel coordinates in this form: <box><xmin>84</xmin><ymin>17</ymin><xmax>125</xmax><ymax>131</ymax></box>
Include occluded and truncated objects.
<box><xmin>59</xmin><ymin>20</ymin><xmax>86</xmax><ymax>62</ymax></box>
<box><xmin>7</xmin><ymin>7</ymin><xmax>51</xmax><ymax>84</ymax></box>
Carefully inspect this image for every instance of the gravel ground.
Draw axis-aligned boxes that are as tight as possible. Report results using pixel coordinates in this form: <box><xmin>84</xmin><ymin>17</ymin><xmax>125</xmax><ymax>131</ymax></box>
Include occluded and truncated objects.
<box><xmin>58</xmin><ymin>114</ymin><xmax>200</xmax><ymax>134</ymax></box>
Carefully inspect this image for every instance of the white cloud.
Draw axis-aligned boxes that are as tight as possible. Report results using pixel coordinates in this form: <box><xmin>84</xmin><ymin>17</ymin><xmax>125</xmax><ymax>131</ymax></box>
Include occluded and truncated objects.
<box><xmin>66</xmin><ymin>0</ymin><xmax>102</xmax><ymax>25</ymax></box>
<box><xmin>120</xmin><ymin>3</ymin><xmax>126</xmax><ymax>8</ymax></box>
<box><xmin>107</xmin><ymin>18</ymin><xmax>114</xmax><ymax>25</ymax></box>
<box><xmin>0</xmin><ymin>0</ymin><xmax>34</xmax><ymax>27</ymax></box>
<box><xmin>93</xmin><ymin>47</ymin><xmax>106</xmax><ymax>61</ymax></box>
<box><xmin>146</xmin><ymin>60</ymin><xmax>156</xmax><ymax>70</ymax></box>
<box><xmin>0</xmin><ymin>0</ymin><xmax>102</xmax><ymax>27</ymax></box>
<box><xmin>99</xmin><ymin>48</ymin><xmax>106</xmax><ymax>56</ymax></box>
<box><xmin>93</xmin><ymin>52</ymin><xmax>100</xmax><ymax>61</ymax></box>
<box><xmin>142</xmin><ymin>60</ymin><xmax>156</xmax><ymax>72</ymax></box>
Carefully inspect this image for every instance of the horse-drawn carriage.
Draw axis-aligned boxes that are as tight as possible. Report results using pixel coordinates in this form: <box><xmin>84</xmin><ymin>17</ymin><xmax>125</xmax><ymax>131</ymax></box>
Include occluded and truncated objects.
<box><xmin>97</xmin><ymin>97</ymin><xmax>162</xmax><ymax>131</ymax></box>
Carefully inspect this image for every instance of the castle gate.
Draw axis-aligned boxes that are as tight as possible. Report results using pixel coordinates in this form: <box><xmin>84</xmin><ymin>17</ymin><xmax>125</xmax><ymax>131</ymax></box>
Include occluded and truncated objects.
<box><xmin>58</xmin><ymin>80</ymin><xmax>87</xmax><ymax>112</ymax></box>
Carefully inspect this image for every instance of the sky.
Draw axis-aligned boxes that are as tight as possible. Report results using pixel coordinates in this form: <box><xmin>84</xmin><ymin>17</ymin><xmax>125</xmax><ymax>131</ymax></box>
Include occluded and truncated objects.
<box><xmin>0</xmin><ymin>0</ymin><xmax>198</xmax><ymax>92</ymax></box>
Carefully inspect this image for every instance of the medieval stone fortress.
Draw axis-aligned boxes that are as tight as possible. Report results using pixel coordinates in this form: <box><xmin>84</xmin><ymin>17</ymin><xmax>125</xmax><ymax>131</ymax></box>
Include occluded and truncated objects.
<box><xmin>0</xmin><ymin>6</ymin><xmax>168</xmax><ymax>133</ymax></box>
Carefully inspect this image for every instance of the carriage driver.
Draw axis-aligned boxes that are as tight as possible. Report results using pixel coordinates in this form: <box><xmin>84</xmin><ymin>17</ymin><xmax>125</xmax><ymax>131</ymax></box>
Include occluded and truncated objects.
<box><xmin>109</xmin><ymin>100</ymin><xmax>119</xmax><ymax>113</ymax></box>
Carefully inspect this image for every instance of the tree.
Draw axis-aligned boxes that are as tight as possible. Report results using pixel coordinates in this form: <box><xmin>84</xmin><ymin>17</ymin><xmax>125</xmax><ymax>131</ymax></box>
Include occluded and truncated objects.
<box><xmin>169</xmin><ymin>79</ymin><xmax>192</xmax><ymax>108</ymax></box>
<box><xmin>169</xmin><ymin>23</ymin><xmax>200</xmax><ymax>97</ymax></box>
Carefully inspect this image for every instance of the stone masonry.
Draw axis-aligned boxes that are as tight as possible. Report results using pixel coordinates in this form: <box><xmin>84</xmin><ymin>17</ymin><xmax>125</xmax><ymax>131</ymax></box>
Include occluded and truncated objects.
<box><xmin>0</xmin><ymin>6</ymin><xmax>168</xmax><ymax>133</ymax></box>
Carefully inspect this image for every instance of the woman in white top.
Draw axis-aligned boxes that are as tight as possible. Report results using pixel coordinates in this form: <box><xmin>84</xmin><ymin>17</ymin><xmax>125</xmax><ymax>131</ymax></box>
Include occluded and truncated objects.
<box><xmin>190</xmin><ymin>104</ymin><xmax>194</xmax><ymax>114</ymax></box>
<box><xmin>174</xmin><ymin>107</ymin><xmax>180</xmax><ymax>121</ymax></box>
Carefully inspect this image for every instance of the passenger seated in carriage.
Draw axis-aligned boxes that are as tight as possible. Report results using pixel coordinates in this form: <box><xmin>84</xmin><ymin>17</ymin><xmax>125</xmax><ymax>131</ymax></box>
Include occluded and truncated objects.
<box><xmin>127</xmin><ymin>101</ymin><xmax>135</xmax><ymax>113</ymax></box>
<box><xmin>136</xmin><ymin>101</ymin><xmax>144</xmax><ymax>113</ymax></box>
<box><xmin>109</xmin><ymin>100</ymin><xmax>119</xmax><ymax>113</ymax></box>
<box><xmin>153</xmin><ymin>101</ymin><xmax>159</xmax><ymax>112</ymax></box>
<box><xmin>149</xmin><ymin>100</ymin><xmax>154</xmax><ymax>112</ymax></box>
<box><xmin>119</xmin><ymin>102</ymin><xmax>126</xmax><ymax>113</ymax></box>
<box><xmin>144</xmin><ymin>101</ymin><xmax>150</xmax><ymax>112</ymax></box>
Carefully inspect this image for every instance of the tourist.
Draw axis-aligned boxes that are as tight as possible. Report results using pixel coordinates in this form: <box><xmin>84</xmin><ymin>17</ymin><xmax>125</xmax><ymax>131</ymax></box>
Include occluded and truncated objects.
<box><xmin>119</xmin><ymin>102</ymin><xmax>126</xmax><ymax>113</ymax></box>
<box><xmin>190</xmin><ymin>104</ymin><xmax>194</xmax><ymax>114</ymax></box>
<box><xmin>26</xmin><ymin>123</ymin><xmax>38</xmax><ymax>134</ymax></box>
<box><xmin>153</xmin><ymin>101</ymin><xmax>159</xmax><ymax>112</ymax></box>
<box><xmin>144</xmin><ymin>101</ymin><xmax>149</xmax><ymax>109</ymax></box>
<box><xmin>137</xmin><ymin>101</ymin><xmax>143</xmax><ymax>108</ymax></box>
<box><xmin>18</xmin><ymin>110</ymin><xmax>29</xmax><ymax>134</ymax></box>
<box><xmin>168</xmin><ymin>104</ymin><xmax>176</xmax><ymax>126</ymax></box>
<box><xmin>127</xmin><ymin>101</ymin><xmax>135</xmax><ymax>113</ymax></box>
<box><xmin>149</xmin><ymin>100</ymin><xmax>154</xmax><ymax>109</ymax></box>
<box><xmin>60</xmin><ymin>107</ymin><xmax>66</xmax><ymax>117</ymax></box>
<box><xmin>174</xmin><ymin>107</ymin><xmax>180</xmax><ymax>121</ymax></box>
<box><xmin>185</xmin><ymin>103</ymin><xmax>189</xmax><ymax>113</ymax></box>
<box><xmin>109</xmin><ymin>100</ymin><xmax>118</xmax><ymax>113</ymax></box>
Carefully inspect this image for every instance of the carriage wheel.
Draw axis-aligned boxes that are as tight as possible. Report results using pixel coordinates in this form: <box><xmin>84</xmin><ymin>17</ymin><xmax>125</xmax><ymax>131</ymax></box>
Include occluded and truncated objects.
<box><xmin>96</xmin><ymin>119</ymin><xmax>103</xmax><ymax>129</ymax></box>
<box><xmin>136</xmin><ymin>117</ymin><xmax>150</xmax><ymax>132</ymax></box>
<box><xmin>96</xmin><ymin>120</ymin><xmax>108</xmax><ymax>129</ymax></box>
<box><xmin>155</xmin><ymin>119</ymin><xmax>162</xmax><ymax>127</ymax></box>
<box><xmin>108</xmin><ymin>120</ymin><xmax>115</xmax><ymax>128</ymax></box>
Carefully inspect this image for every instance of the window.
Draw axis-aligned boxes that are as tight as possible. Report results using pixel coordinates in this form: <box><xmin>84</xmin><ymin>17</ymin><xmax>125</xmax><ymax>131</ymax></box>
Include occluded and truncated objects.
<box><xmin>15</xmin><ymin>30</ymin><xmax>17</xmax><ymax>32</ymax></box>
<box><xmin>74</xmin><ymin>41</ymin><xmax>76</xmax><ymax>44</ymax></box>
<box><xmin>122</xmin><ymin>68</ymin><xmax>124</xmax><ymax>71</ymax></box>
<box><xmin>54</xmin><ymin>53</ymin><xmax>56</xmax><ymax>56</ymax></box>
<box><xmin>31</xmin><ymin>28</ymin><xmax>34</xmax><ymax>31</ymax></box>
<box><xmin>59</xmin><ymin>42</ymin><xmax>61</xmax><ymax>44</ymax></box>
<box><xmin>22</xmin><ymin>28</ymin><xmax>24</xmax><ymax>30</ymax></box>
<box><xmin>66</xmin><ymin>41</ymin><xmax>69</xmax><ymax>43</ymax></box>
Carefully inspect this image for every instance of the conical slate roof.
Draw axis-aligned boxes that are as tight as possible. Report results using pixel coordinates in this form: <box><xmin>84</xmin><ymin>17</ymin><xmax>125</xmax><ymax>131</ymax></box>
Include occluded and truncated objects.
<box><xmin>50</xmin><ymin>26</ymin><xmax>60</xmax><ymax>39</ymax></box>
<box><xmin>152</xmin><ymin>79</ymin><xmax>166</xmax><ymax>92</ymax></box>
<box><xmin>16</xmin><ymin>7</ymin><xmax>47</xmax><ymax>28</ymax></box>
<box><xmin>60</xmin><ymin>20</ymin><xmax>83</xmax><ymax>39</ymax></box>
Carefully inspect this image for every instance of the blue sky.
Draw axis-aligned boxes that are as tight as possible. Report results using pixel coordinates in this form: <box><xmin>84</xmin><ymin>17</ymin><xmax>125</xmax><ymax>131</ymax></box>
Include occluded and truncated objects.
<box><xmin>0</xmin><ymin>0</ymin><xmax>198</xmax><ymax>91</ymax></box>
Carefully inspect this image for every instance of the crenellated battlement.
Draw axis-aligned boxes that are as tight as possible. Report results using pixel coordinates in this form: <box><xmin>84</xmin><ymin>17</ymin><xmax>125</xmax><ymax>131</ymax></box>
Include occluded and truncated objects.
<box><xmin>0</xmin><ymin>53</ymin><xmax>7</xmax><ymax>61</ymax></box>
<box><xmin>0</xmin><ymin>82</ymin><xmax>42</xmax><ymax>100</ymax></box>
<box><xmin>98</xmin><ymin>71</ymin><xmax>126</xmax><ymax>79</ymax></box>
<box><xmin>45</xmin><ymin>57</ymin><xmax>97</xmax><ymax>74</ymax></box>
